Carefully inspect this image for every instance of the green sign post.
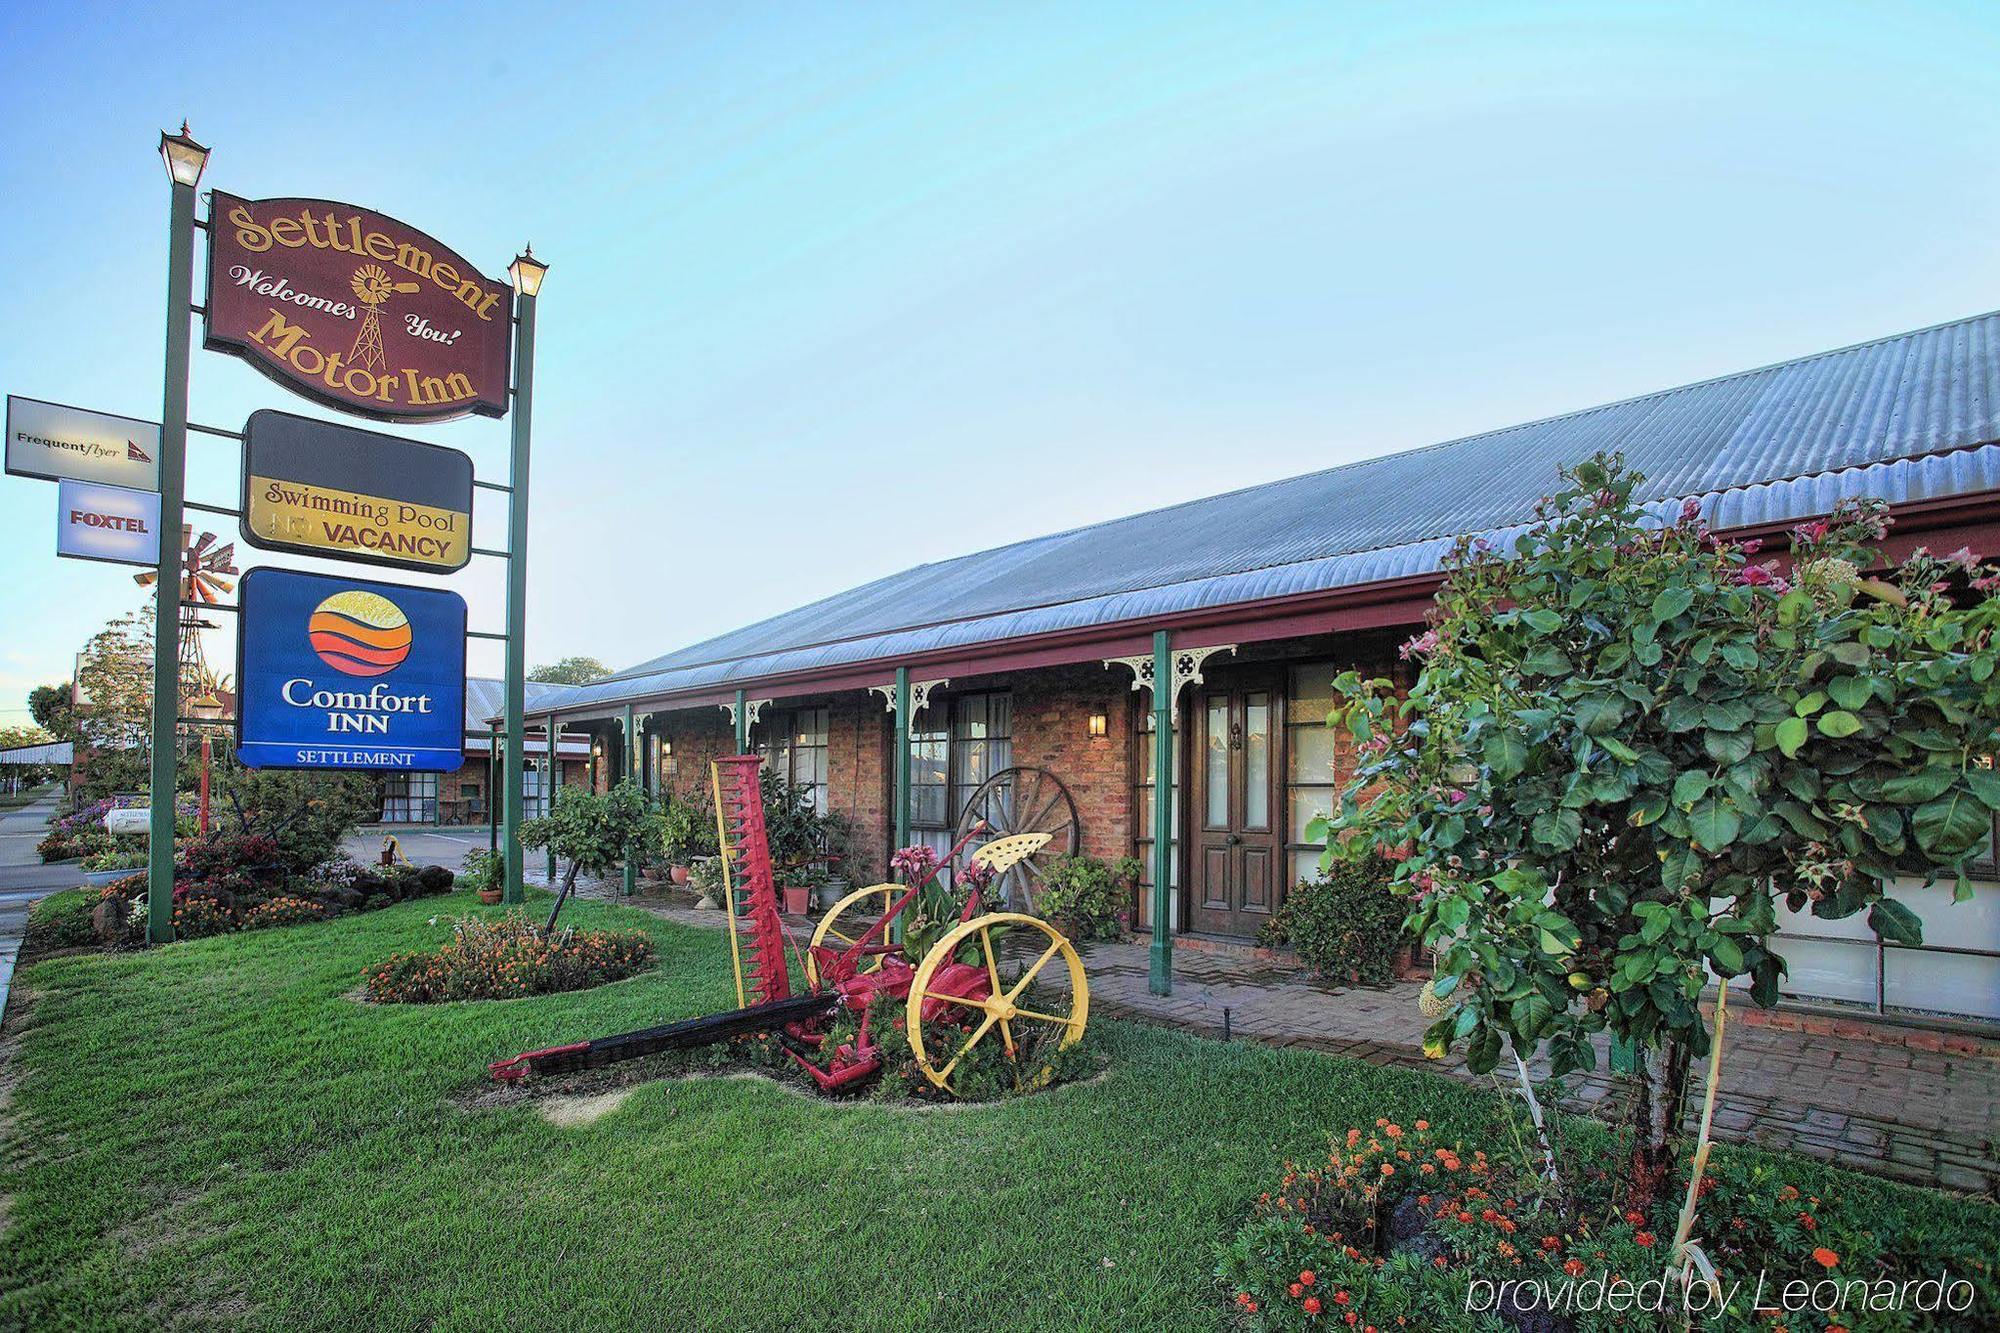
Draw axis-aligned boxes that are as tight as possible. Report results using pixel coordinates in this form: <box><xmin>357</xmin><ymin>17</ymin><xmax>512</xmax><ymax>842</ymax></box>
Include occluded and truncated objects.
<box><xmin>145</xmin><ymin>126</ymin><xmax>207</xmax><ymax>944</ymax></box>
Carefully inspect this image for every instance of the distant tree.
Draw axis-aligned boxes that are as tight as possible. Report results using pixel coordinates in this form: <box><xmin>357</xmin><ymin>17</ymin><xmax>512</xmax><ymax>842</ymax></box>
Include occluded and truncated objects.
<box><xmin>530</xmin><ymin>656</ymin><xmax>613</xmax><ymax>685</ymax></box>
<box><xmin>73</xmin><ymin>613</ymin><xmax>153</xmax><ymax>755</ymax></box>
<box><xmin>27</xmin><ymin>683</ymin><xmax>75</xmax><ymax>740</ymax></box>
<box><xmin>0</xmin><ymin>724</ymin><xmax>50</xmax><ymax>751</ymax></box>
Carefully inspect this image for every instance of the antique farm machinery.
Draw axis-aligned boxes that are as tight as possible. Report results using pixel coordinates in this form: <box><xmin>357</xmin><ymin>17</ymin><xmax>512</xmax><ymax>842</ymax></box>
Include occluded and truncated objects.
<box><xmin>489</xmin><ymin>754</ymin><xmax>1089</xmax><ymax>1095</ymax></box>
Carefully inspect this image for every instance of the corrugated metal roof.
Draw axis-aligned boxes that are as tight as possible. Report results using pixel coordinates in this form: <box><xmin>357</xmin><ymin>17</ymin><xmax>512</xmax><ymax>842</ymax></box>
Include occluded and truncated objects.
<box><xmin>0</xmin><ymin>741</ymin><xmax>73</xmax><ymax>765</ymax></box>
<box><xmin>463</xmin><ymin>677</ymin><xmax>574</xmax><ymax>731</ymax></box>
<box><xmin>552</xmin><ymin>310</ymin><xmax>2000</xmax><ymax>714</ymax></box>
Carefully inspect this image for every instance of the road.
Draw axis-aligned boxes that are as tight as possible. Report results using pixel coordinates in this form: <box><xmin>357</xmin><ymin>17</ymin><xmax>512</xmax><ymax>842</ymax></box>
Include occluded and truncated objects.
<box><xmin>341</xmin><ymin>824</ymin><xmax>494</xmax><ymax>874</ymax></box>
<box><xmin>0</xmin><ymin>793</ymin><xmax>78</xmax><ymax>1018</ymax></box>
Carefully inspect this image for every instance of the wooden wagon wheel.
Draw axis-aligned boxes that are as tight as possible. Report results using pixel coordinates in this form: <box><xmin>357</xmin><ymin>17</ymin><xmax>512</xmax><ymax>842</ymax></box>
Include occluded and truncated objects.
<box><xmin>952</xmin><ymin>766</ymin><xmax>1079</xmax><ymax>911</ymax></box>
<box><xmin>804</xmin><ymin>882</ymin><xmax>896</xmax><ymax>988</ymax></box>
<box><xmin>905</xmin><ymin>912</ymin><xmax>1089</xmax><ymax>1096</ymax></box>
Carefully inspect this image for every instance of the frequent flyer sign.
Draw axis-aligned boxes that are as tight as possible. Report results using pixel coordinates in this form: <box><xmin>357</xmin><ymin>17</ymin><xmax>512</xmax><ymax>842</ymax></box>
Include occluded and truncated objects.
<box><xmin>204</xmin><ymin>192</ymin><xmax>512</xmax><ymax>423</ymax></box>
<box><xmin>237</xmin><ymin>568</ymin><xmax>465</xmax><ymax>771</ymax></box>
<box><xmin>6</xmin><ymin>395</ymin><xmax>160</xmax><ymax>490</ymax></box>
<box><xmin>241</xmin><ymin>410</ymin><xmax>473</xmax><ymax>573</ymax></box>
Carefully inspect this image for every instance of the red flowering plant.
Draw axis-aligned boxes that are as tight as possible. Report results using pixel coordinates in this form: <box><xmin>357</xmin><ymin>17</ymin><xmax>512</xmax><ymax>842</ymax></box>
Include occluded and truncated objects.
<box><xmin>1222</xmin><ymin>1118</ymin><xmax>2000</xmax><ymax>1331</ymax></box>
<box><xmin>1319</xmin><ymin>454</ymin><xmax>2000</xmax><ymax>1167</ymax></box>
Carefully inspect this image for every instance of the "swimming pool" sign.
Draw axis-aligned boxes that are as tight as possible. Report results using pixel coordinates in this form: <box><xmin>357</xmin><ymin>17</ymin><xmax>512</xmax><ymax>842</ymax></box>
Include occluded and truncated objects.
<box><xmin>236</xmin><ymin>567</ymin><xmax>465</xmax><ymax>771</ymax></box>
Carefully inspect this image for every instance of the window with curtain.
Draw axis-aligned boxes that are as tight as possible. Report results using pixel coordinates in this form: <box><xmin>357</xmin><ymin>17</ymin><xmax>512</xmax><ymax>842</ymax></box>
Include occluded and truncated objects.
<box><xmin>906</xmin><ymin>692</ymin><xmax>1013</xmax><ymax>872</ymax></box>
<box><xmin>754</xmin><ymin>706</ymin><xmax>831</xmax><ymax>814</ymax></box>
<box><xmin>381</xmin><ymin>772</ymin><xmax>439</xmax><ymax>823</ymax></box>
<box><xmin>1285</xmin><ymin>663</ymin><xmax>1343</xmax><ymax>886</ymax></box>
<box><xmin>522</xmin><ymin>757</ymin><xmax>549</xmax><ymax>819</ymax></box>
<box><xmin>1132</xmin><ymin>705</ymin><xmax>1181</xmax><ymax>930</ymax></box>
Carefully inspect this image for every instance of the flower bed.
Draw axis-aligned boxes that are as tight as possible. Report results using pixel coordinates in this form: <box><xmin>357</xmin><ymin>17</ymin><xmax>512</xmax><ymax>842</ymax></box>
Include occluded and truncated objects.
<box><xmin>363</xmin><ymin>914</ymin><xmax>654</xmax><ymax>1003</ymax></box>
<box><xmin>89</xmin><ymin>845</ymin><xmax>457</xmax><ymax>946</ymax></box>
<box><xmin>1217</xmin><ymin>1118</ymin><xmax>1996</xmax><ymax>1331</ymax></box>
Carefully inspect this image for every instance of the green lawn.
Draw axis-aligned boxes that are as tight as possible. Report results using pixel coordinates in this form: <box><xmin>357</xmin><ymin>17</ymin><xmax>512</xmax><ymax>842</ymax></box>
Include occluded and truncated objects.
<box><xmin>2</xmin><ymin>891</ymin><xmax>1993</xmax><ymax>1331</ymax></box>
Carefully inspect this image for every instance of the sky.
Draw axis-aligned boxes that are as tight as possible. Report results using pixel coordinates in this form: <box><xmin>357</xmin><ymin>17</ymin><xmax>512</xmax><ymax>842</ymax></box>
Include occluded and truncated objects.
<box><xmin>4</xmin><ymin>1</ymin><xmax>2000</xmax><ymax>726</ymax></box>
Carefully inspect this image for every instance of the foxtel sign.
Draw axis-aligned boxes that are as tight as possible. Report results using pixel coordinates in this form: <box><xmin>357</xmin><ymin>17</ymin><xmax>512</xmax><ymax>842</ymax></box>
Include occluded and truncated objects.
<box><xmin>236</xmin><ymin>567</ymin><xmax>465</xmax><ymax>772</ymax></box>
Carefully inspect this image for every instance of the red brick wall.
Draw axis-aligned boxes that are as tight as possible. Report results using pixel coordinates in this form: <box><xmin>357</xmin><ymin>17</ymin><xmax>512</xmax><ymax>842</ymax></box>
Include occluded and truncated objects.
<box><xmin>650</xmin><ymin>706</ymin><xmax>735</xmax><ymax>804</ymax></box>
<box><xmin>826</xmin><ymin>694</ymin><xmax>891</xmax><ymax>882</ymax></box>
<box><xmin>1006</xmin><ymin>664</ymin><xmax>1134</xmax><ymax>863</ymax></box>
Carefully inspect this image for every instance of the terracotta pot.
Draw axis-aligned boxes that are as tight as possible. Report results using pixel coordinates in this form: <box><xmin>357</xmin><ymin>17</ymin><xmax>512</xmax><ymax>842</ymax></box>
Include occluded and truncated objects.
<box><xmin>782</xmin><ymin>885</ymin><xmax>811</xmax><ymax>916</ymax></box>
<box><xmin>670</xmin><ymin>864</ymin><xmax>691</xmax><ymax>886</ymax></box>
<box><xmin>479</xmin><ymin>887</ymin><xmax>504</xmax><ymax>905</ymax></box>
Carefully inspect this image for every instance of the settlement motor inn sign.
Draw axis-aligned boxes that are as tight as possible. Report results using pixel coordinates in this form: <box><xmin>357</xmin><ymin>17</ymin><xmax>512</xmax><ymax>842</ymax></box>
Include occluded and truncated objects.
<box><xmin>237</xmin><ymin>567</ymin><xmax>465</xmax><ymax>771</ymax></box>
<box><xmin>205</xmin><ymin>193</ymin><xmax>512</xmax><ymax>422</ymax></box>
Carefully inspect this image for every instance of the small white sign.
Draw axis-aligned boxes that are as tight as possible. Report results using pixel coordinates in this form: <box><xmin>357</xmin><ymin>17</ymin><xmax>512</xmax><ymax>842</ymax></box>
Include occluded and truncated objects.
<box><xmin>105</xmin><ymin>808</ymin><xmax>150</xmax><ymax>836</ymax></box>
<box><xmin>6</xmin><ymin>395</ymin><xmax>161</xmax><ymax>491</ymax></box>
<box><xmin>57</xmin><ymin>479</ymin><xmax>161</xmax><ymax>568</ymax></box>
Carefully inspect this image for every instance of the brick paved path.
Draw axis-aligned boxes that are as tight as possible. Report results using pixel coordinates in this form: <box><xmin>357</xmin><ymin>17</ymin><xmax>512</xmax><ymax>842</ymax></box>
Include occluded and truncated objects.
<box><xmin>559</xmin><ymin>873</ymin><xmax>1999</xmax><ymax>1197</ymax></box>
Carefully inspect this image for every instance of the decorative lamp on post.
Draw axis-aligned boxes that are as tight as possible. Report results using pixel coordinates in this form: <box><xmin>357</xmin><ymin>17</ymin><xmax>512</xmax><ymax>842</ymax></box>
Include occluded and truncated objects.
<box><xmin>498</xmin><ymin>244</ymin><xmax>547</xmax><ymax>905</ymax></box>
<box><xmin>508</xmin><ymin>246</ymin><xmax>548</xmax><ymax>297</ymax></box>
<box><xmin>159</xmin><ymin>122</ymin><xmax>209</xmax><ymax>188</ymax></box>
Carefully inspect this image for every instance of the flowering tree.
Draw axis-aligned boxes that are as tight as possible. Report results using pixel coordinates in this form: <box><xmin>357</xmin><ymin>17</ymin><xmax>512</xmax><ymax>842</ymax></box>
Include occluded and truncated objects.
<box><xmin>1321</xmin><ymin>455</ymin><xmax>2000</xmax><ymax>1164</ymax></box>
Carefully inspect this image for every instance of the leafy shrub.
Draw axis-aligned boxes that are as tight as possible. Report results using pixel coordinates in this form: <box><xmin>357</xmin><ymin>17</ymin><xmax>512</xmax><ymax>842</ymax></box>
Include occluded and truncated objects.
<box><xmin>26</xmin><ymin>889</ymin><xmax>97</xmax><ymax>950</ymax></box>
<box><xmin>207</xmin><ymin>766</ymin><xmax>379</xmax><ymax>875</ymax></box>
<box><xmin>1258</xmin><ymin>855</ymin><xmax>1410</xmax><ymax>984</ymax></box>
<box><xmin>241</xmin><ymin>896</ymin><xmax>329</xmax><ymax>931</ymax></box>
<box><xmin>362</xmin><ymin>914</ymin><xmax>653</xmax><ymax>1003</ymax></box>
<box><xmin>1036</xmin><ymin>854</ymin><xmax>1140</xmax><ymax>939</ymax></box>
<box><xmin>79</xmin><ymin>839</ymin><xmax>149</xmax><ymax>872</ymax></box>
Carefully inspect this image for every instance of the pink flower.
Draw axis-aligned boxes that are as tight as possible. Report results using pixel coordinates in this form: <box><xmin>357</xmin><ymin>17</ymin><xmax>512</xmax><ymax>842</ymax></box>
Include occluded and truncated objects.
<box><xmin>1447</xmin><ymin>790</ymin><xmax>1467</xmax><ymax>804</ymax></box>
<box><xmin>1680</xmin><ymin>497</ymin><xmax>1703</xmax><ymax>523</ymax></box>
<box><xmin>1737</xmin><ymin>538</ymin><xmax>1762</xmax><ymax>555</ymax></box>
<box><xmin>1793</xmin><ymin>519</ymin><xmax>1830</xmax><ymax>546</ymax></box>
<box><xmin>1399</xmin><ymin>630</ymin><xmax>1440</xmax><ymax>660</ymax></box>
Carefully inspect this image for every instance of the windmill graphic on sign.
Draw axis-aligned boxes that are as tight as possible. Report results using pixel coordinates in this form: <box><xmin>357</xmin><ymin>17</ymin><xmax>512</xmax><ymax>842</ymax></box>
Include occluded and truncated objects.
<box><xmin>347</xmin><ymin>263</ymin><xmax>422</xmax><ymax>372</ymax></box>
<box><xmin>134</xmin><ymin>526</ymin><xmax>238</xmax><ymax>718</ymax></box>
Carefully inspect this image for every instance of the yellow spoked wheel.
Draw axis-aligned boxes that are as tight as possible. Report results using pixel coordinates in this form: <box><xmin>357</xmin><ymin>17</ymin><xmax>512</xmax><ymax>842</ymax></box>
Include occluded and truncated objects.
<box><xmin>804</xmin><ymin>882</ymin><xmax>898</xmax><ymax>988</ymax></box>
<box><xmin>906</xmin><ymin>912</ymin><xmax>1089</xmax><ymax>1095</ymax></box>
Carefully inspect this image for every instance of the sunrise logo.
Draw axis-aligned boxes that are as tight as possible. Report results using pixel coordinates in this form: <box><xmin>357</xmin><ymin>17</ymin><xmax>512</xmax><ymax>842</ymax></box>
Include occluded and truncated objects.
<box><xmin>307</xmin><ymin>590</ymin><xmax>412</xmax><ymax>677</ymax></box>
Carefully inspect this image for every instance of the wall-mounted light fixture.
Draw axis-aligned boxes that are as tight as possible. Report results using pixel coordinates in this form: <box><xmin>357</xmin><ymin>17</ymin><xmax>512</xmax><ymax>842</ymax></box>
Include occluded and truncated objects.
<box><xmin>1087</xmin><ymin>714</ymin><xmax>1108</xmax><ymax>738</ymax></box>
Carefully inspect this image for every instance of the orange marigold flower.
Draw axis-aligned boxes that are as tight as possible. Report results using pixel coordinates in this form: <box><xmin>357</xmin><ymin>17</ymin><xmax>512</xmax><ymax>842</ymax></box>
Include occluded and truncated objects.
<box><xmin>1812</xmin><ymin>1247</ymin><xmax>1839</xmax><ymax>1269</ymax></box>
<box><xmin>1298</xmin><ymin>1271</ymin><xmax>1315</xmax><ymax>1286</ymax></box>
<box><xmin>1635</xmin><ymin>1231</ymin><xmax>1656</xmax><ymax>1248</ymax></box>
<box><xmin>1414</xmin><ymin>1119</ymin><xmax>1429</xmax><ymax>1131</ymax></box>
<box><xmin>1301</xmin><ymin>1295</ymin><xmax>1321</xmax><ymax>1315</ymax></box>
<box><xmin>1564</xmin><ymin>1258</ymin><xmax>1586</xmax><ymax>1277</ymax></box>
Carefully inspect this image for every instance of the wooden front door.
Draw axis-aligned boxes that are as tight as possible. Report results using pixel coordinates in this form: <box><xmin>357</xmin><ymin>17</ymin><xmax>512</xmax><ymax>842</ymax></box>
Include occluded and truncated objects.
<box><xmin>1190</xmin><ymin>672</ymin><xmax>1283</xmax><ymax>937</ymax></box>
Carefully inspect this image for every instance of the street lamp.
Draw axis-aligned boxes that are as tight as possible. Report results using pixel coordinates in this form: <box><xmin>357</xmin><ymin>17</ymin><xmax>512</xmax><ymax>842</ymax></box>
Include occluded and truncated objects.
<box><xmin>159</xmin><ymin>122</ymin><xmax>209</xmax><ymax>188</ymax></box>
<box><xmin>508</xmin><ymin>246</ymin><xmax>549</xmax><ymax>297</ymax></box>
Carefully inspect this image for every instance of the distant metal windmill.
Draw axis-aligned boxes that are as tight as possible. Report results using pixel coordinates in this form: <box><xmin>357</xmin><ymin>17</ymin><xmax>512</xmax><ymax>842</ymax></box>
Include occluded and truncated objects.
<box><xmin>134</xmin><ymin>526</ymin><xmax>237</xmax><ymax>718</ymax></box>
<box><xmin>348</xmin><ymin>262</ymin><xmax>422</xmax><ymax>372</ymax></box>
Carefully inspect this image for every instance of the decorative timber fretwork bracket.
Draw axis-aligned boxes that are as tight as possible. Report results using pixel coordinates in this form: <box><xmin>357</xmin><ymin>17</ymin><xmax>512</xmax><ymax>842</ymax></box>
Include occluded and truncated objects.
<box><xmin>1102</xmin><ymin>645</ymin><xmax>1237</xmax><ymax>703</ymax></box>
<box><xmin>719</xmin><ymin>698</ymin><xmax>771</xmax><ymax>729</ymax></box>
<box><xmin>868</xmin><ymin>679</ymin><xmax>949</xmax><ymax>716</ymax></box>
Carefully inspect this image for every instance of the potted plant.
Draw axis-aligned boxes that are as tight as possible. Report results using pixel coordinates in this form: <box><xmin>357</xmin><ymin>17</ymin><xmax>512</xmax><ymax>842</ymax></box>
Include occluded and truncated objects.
<box><xmin>688</xmin><ymin>856</ymin><xmax>724</xmax><ymax>910</ymax></box>
<box><xmin>464</xmin><ymin>848</ymin><xmax>505</xmax><ymax>905</ymax></box>
<box><xmin>660</xmin><ymin>800</ymin><xmax>698</xmax><ymax>885</ymax></box>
